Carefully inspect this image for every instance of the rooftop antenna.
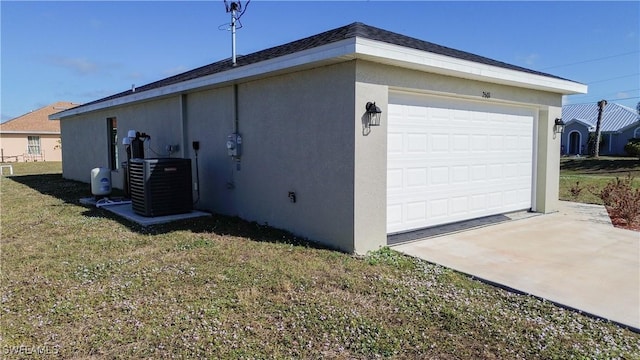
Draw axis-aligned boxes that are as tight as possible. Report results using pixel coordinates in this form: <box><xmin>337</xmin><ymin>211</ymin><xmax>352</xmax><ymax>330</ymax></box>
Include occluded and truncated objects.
<box><xmin>223</xmin><ymin>0</ymin><xmax>249</xmax><ymax>66</ymax></box>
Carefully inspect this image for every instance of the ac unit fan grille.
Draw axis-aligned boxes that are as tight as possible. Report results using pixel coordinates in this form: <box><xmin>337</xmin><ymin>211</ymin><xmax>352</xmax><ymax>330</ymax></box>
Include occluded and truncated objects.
<box><xmin>128</xmin><ymin>158</ymin><xmax>193</xmax><ymax>217</ymax></box>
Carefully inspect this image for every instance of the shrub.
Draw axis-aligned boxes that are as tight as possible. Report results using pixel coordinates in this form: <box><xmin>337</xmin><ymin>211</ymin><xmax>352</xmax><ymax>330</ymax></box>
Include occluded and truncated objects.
<box><xmin>591</xmin><ymin>174</ymin><xmax>640</xmax><ymax>225</ymax></box>
<box><xmin>624</xmin><ymin>138</ymin><xmax>640</xmax><ymax>159</ymax></box>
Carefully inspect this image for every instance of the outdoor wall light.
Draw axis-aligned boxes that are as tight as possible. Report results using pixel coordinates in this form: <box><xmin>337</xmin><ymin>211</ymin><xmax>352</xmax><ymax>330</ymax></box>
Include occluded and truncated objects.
<box><xmin>554</xmin><ymin>118</ymin><xmax>565</xmax><ymax>134</ymax></box>
<box><xmin>365</xmin><ymin>102</ymin><xmax>382</xmax><ymax>127</ymax></box>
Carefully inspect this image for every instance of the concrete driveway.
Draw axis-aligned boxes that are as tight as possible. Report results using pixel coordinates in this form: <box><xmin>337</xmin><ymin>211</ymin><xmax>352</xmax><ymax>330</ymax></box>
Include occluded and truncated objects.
<box><xmin>392</xmin><ymin>201</ymin><xmax>640</xmax><ymax>331</ymax></box>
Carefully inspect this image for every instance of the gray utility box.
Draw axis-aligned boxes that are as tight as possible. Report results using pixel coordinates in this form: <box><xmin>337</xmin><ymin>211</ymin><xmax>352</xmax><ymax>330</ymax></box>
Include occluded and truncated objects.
<box><xmin>128</xmin><ymin>158</ymin><xmax>193</xmax><ymax>217</ymax></box>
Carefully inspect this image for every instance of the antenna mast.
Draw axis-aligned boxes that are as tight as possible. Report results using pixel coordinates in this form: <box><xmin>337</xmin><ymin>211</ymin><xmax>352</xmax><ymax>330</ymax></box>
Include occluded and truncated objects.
<box><xmin>225</xmin><ymin>1</ymin><xmax>241</xmax><ymax>66</ymax></box>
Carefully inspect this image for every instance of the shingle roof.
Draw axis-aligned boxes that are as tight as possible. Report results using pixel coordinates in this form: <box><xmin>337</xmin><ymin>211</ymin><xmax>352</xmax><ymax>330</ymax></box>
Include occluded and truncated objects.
<box><xmin>0</xmin><ymin>101</ymin><xmax>79</xmax><ymax>133</ymax></box>
<box><xmin>562</xmin><ymin>102</ymin><xmax>640</xmax><ymax>133</ymax></box>
<box><xmin>73</xmin><ymin>22</ymin><xmax>573</xmax><ymax>112</ymax></box>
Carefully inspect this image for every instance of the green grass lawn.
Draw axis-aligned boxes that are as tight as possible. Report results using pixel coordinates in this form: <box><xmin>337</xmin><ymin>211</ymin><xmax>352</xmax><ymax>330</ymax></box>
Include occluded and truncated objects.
<box><xmin>2</xmin><ymin>162</ymin><xmax>639</xmax><ymax>358</ymax></box>
<box><xmin>560</xmin><ymin>157</ymin><xmax>640</xmax><ymax>204</ymax></box>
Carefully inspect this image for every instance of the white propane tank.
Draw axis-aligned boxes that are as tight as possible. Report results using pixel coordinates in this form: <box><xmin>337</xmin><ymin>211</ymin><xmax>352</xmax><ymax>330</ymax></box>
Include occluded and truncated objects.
<box><xmin>90</xmin><ymin>167</ymin><xmax>112</xmax><ymax>197</ymax></box>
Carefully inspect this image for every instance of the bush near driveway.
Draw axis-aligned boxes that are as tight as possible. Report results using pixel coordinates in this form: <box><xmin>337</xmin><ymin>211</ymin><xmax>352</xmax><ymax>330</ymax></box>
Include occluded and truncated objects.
<box><xmin>2</xmin><ymin>162</ymin><xmax>639</xmax><ymax>359</ymax></box>
<box><xmin>560</xmin><ymin>157</ymin><xmax>640</xmax><ymax>230</ymax></box>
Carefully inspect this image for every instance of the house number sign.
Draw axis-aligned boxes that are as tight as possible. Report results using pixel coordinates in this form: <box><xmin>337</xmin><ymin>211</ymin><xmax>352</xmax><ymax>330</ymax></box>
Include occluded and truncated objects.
<box><xmin>482</xmin><ymin>91</ymin><xmax>491</xmax><ymax>99</ymax></box>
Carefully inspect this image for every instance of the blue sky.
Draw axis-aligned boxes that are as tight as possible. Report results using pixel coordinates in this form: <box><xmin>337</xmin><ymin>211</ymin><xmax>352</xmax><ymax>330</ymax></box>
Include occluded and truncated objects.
<box><xmin>1</xmin><ymin>1</ymin><xmax>639</xmax><ymax>122</ymax></box>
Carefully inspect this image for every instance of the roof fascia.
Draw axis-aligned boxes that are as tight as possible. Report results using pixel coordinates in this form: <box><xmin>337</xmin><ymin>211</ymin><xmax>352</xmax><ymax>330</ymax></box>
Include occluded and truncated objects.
<box><xmin>353</xmin><ymin>38</ymin><xmax>587</xmax><ymax>95</ymax></box>
<box><xmin>52</xmin><ymin>35</ymin><xmax>587</xmax><ymax>120</ymax></box>
<box><xmin>51</xmin><ymin>39</ymin><xmax>358</xmax><ymax>119</ymax></box>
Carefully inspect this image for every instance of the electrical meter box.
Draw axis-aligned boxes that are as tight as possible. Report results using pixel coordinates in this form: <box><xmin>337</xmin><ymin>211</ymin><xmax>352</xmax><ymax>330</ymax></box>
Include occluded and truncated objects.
<box><xmin>226</xmin><ymin>133</ymin><xmax>242</xmax><ymax>157</ymax></box>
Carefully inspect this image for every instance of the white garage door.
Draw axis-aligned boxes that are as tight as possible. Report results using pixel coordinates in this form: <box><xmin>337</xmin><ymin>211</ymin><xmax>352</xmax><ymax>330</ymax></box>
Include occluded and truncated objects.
<box><xmin>387</xmin><ymin>92</ymin><xmax>535</xmax><ymax>234</ymax></box>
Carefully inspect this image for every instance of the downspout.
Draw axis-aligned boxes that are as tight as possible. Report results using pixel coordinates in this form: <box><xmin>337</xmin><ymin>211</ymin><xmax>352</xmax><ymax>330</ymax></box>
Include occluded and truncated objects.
<box><xmin>226</xmin><ymin>83</ymin><xmax>241</xmax><ymax>190</ymax></box>
<box><xmin>180</xmin><ymin>94</ymin><xmax>188</xmax><ymax>159</ymax></box>
<box><xmin>233</xmin><ymin>84</ymin><xmax>239</xmax><ymax>134</ymax></box>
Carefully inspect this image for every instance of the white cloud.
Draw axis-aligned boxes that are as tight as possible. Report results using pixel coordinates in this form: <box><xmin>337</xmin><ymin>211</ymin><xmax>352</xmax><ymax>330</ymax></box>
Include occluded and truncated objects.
<box><xmin>126</xmin><ymin>72</ymin><xmax>145</xmax><ymax>80</ymax></box>
<box><xmin>54</xmin><ymin>89</ymin><xmax>113</xmax><ymax>102</ymax></box>
<box><xmin>46</xmin><ymin>56</ymin><xmax>121</xmax><ymax>76</ymax></box>
<box><xmin>616</xmin><ymin>91</ymin><xmax>630</xmax><ymax>99</ymax></box>
<box><xmin>48</xmin><ymin>56</ymin><xmax>100</xmax><ymax>75</ymax></box>
<box><xmin>89</xmin><ymin>18</ymin><xmax>103</xmax><ymax>29</ymax></box>
<box><xmin>522</xmin><ymin>53</ymin><xmax>539</xmax><ymax>66</ymax></box>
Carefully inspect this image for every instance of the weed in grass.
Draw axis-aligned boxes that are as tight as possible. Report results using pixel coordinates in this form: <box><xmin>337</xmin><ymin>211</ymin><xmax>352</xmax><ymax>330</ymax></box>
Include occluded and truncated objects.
<box><xmin>366</xmin><ymin>246</ymin><xmax>416</xmax><ymax>271</ymax></box>
<box><xmin>569</xmin><ymin>181</ymin><xmax>583</xmax><ymax>198</ymax></box>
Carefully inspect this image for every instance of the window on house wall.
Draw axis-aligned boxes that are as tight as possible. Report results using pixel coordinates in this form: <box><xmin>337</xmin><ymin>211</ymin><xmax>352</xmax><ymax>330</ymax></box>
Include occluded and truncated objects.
<box><xmin>107</xmin><ymin>117</ymin><xmax>119</xmax><ymax>170</ymax></box>
<box><xmin>27</xmin><ymin>136</ymin><xmax>41</xmax><ymax>155</ymax></box>
<box><xmin>634</xmin><ymin>127</ymin><xmax>640</xmax><ymax>138</ymax></box>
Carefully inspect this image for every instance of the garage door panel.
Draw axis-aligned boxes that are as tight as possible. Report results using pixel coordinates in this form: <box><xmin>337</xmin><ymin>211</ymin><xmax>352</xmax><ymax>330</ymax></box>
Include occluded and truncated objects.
<box><xmin>406</xmin><ymin>201</ymin><xmax>427</xmax><ymax>221</ymax></box>
<box><xmin>406</xmin><ymin>168</ymin><xmax>427</xmax><ymax>187</ymax></box>
<box><xmin>387</xmin><ymin>204</ymin><xmax>403</xmax><ymax>227</ymax></box>
<box><xmin>387</xmin><ymin>169</ymin><xmax>403</xmax><ymax>190</ymax></box>
<box><xmin>387</xmin><ymin>95</ymin><xmax>534</xmax><ymax>235</ymax></box>
<box><xmin>387</xmin><ymin>133</ymin><xmax>403</xmax><ymax>153</ymax></box>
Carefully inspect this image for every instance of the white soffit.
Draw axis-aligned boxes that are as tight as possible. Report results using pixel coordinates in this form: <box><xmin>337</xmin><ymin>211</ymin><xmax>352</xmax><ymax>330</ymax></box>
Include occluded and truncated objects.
<box><xmin>52</xmin><ymin>36</ymin><xmax>586</xmax><ymax>119</ymax></box>
<box><xmin>354</xmin><ymin>38</ymin><xmax>588</xmax><ymax>96</ymax></box>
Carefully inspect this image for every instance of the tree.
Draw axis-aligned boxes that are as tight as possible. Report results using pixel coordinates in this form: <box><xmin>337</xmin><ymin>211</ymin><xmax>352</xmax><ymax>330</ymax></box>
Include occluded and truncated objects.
<box><xmin>592</xmin><ymin>100</ymin><xmax>607</xmax><ymax>159</ymax></box>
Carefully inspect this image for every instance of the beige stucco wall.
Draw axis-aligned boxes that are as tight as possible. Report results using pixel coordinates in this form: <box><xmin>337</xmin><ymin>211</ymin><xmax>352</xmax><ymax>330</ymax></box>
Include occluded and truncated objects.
<box><xmin>60</xmin><ymin>115</ymin><xmax>106</xmax><ymax>182</ymax></box>
<box><xmin>185</xmin><ymin>62</ymin><xmax>357</xmax><ymax>252</ymax></box>
<box><xmin>60</xmin><ymin>97</ymin><xmax>182</xmax><ymax>188</ymax></box>
<box><xmin>61</xmin><ymin>62</ymin><xmax>359</xmax><ymax>252</ymax></box>
<box><xmin>355</xmin><ymin>61</ymin><xmax>562</xmax><ymax>107</ymax></box>
<box><xmin>353</xmin><ymin>82</ymin><xmax>388</xmax><ymax>254</ymax></box>
<box><xmin>0</xmin><ymin>134</ymin><xmax>62</xmax><ymax>162</ymax></box>
<box><xmin>535</xmin><ymin>107</ymin><xmax>563</xmax><ymax>214</ymax></box>
<box><xmin>59</xmin><ymin>58</ymin><xmax>566</xmax><ymax>255</ymax></box>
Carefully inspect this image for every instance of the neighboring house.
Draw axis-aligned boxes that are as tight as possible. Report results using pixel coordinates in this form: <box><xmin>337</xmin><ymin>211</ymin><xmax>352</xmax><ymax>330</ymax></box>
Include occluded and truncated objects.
<box><xmin>52</xmin><ymin>23</ymin><xmax>586</xmax><ymax>254</ymax></box>
<box><xmin>561</xmin><ymin>102</ymin><xmax>640</xmax><ymax>156</ymax></box>
<box><xmin>0</xmin><ymin>101</ymin><xmax>79</xmax><ymax>162</ymax></box>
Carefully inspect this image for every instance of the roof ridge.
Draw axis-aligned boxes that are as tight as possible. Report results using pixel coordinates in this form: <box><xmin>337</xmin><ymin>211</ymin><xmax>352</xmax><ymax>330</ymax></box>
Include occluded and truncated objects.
<box><xmin>3</xmin><ymin>101</ymin><xmax>79</xmax><ymax>124</ymax></box>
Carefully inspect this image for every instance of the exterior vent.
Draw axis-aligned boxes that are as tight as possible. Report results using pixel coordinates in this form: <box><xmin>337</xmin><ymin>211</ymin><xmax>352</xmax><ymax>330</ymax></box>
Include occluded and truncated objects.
<box><xmin>128</xmin><ymin>158</ymin><xmax>193</xmax><ymax>217</ymax></box>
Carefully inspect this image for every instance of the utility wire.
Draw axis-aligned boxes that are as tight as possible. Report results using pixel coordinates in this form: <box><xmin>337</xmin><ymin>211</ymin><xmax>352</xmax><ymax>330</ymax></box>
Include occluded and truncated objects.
<box><xmin>587</xmin><ymin>73</ymin><xmax>640</xmax><ymax>85</ymax></box>
<box><xmin>540</xmin><ymin>50</ymin><xmax>639</xmax><ymax>70</ymax></box>
<box><xmin>567</xmin><ymin>96</ymin><xmax>640</xmax><ymax>106</ymax></box>
<box><xmin>572</xmin><ymin>88</ymin><xmax>640</xmax><ymax>101</ymax></box>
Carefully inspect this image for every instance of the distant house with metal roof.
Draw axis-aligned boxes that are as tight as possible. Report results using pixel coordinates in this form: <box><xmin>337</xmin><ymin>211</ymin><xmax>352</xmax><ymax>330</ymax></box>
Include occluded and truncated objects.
<box><xmin>561</xmin><ymin>102</ymin><xmax>640</xmax><ymax>156</ymax></box>
<box><xmin>0</xmin><ymin>101</ymin><xmax>79</xmax><ymax>162</ymax></box>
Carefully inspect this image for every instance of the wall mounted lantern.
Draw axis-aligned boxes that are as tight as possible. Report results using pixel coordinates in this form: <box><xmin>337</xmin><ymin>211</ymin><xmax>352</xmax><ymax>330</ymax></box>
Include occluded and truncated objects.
<box><xmin>365</xmin><ymin>102</ymin><xmax>382</xmax><ymax>127</ymax></box>
<box><xmin>554</xmin><ymin>118</ymin><xmax>565</xmax><ymax>137</ymax></box>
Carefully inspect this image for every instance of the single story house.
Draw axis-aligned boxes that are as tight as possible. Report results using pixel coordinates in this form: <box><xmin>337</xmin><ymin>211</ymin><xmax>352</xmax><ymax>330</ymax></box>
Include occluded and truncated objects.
<box><xmin>0</xmin><ymin>101</ymin><xmax>78</xmax><ymax>162</ymax></box>
<box><xmin>561</xmin><ymin>102</ymin><xmax>640</xmax><ymax>156</ymax></box>
<box><xmin>52</xmin><ymin>23</ymin><xmax>586</xmax><ymax>254</ymax></box>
